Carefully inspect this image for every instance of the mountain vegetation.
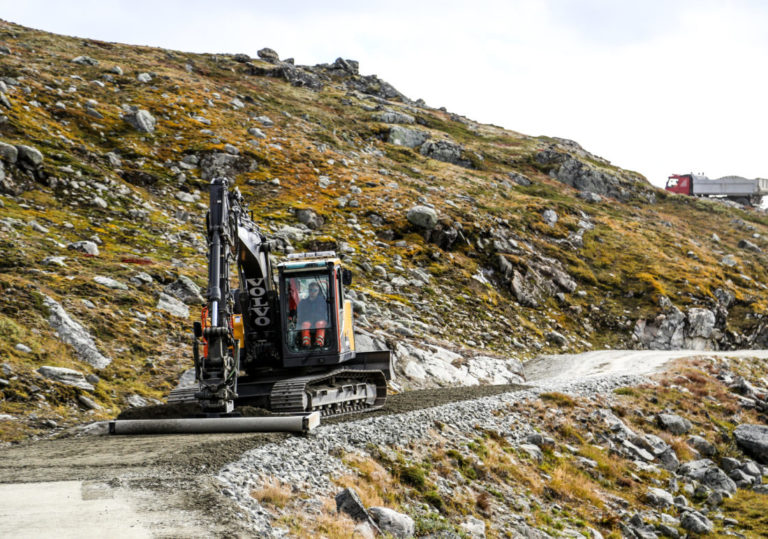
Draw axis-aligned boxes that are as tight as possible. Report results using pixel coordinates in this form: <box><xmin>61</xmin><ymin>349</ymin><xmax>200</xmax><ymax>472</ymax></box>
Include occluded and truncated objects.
<box><xmin>1</xmin><ymin>19</ymin><xmax>768</xmax><ymax>444</ymax></box>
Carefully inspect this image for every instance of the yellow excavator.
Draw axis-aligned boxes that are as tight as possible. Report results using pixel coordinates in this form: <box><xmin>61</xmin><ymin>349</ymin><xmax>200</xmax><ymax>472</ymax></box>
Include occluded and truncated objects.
<box><xmin>110</xmin><ymin>177</ymin><xmax>391</xmax><ymax>434</ymax></box>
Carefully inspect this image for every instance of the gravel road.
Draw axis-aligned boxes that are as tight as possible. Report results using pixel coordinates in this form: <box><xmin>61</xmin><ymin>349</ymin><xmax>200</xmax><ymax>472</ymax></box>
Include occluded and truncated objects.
<box><xmin>1</xmin><ymin>349</ymin><xmax>766</xmax><ymax>537</ymax></box>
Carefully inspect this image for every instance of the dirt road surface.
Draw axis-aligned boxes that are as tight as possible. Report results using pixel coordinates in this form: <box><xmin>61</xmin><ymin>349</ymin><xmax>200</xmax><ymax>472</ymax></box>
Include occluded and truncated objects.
<box><xmin>1</xmin><ymin>350</ymin><xmax>766</xmax><ymax>536</ymax></box>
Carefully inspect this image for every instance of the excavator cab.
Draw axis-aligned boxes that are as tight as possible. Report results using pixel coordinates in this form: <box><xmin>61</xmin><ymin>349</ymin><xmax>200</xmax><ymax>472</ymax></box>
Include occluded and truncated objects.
<box><xmin>277</xmin><ymin>252</ymin><xmax>356</xmax><ymax>368</ymax></box>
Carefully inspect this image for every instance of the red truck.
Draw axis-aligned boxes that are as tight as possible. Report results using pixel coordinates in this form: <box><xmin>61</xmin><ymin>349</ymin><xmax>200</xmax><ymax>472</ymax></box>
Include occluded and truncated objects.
<box><xmin>666</xmin><ymin>173</ymin><xmax>768</xmax><ymax>206</ymax></box>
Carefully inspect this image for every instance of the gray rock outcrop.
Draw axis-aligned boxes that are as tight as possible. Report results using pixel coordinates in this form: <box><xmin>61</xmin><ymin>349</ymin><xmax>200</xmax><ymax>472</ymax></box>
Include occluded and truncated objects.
<box><xmin>420</xmin><ymin>139</ymin><xmax>472</xmax><ymax>168</ymax></box>
<box><xmin>387</xmin><ymin>126</ymin><xmax>429</xmax><ymax>148</ymax></box>
<box><xmin>43</xmin><ymin>296</ymin><xmax>111</xmax><ymax>369</ymax></box>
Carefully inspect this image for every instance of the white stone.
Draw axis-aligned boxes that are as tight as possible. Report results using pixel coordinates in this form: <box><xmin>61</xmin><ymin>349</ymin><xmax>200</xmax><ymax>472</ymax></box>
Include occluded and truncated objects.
<box><xmin>93</xmin><ymin>276</ymin><xmax>128</xmax><ymax>290</ymax></box>
<box><xmin>156</xmin><ymin>293</ymin><xmax>190</xmax><ymax>318</ymax></box>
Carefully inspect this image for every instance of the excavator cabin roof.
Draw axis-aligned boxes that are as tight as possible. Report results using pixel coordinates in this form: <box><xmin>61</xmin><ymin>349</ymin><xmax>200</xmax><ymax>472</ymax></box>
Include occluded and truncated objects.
<box><xmin>278</xmin><ymin>251</ymin><xmax>341</xmax><ymax>271</ymax></box>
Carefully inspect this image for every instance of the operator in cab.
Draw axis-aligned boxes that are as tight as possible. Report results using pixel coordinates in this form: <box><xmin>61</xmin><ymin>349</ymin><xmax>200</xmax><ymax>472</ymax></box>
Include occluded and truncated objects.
<box><xmin>297</xmin><ymin>282</ymin><xmax>329</xmax><ymax>348</ymax></box>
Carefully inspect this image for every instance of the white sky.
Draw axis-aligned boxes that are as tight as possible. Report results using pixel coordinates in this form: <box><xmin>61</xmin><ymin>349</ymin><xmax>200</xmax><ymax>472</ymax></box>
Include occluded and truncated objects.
<box><xmin>1</xmin><ymin>0</ymin><xmax>767</xmax><ymax>187</ymax></box>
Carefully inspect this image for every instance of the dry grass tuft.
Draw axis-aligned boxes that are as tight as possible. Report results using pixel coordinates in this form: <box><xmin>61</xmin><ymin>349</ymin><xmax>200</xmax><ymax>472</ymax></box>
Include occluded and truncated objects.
<box><xmin>547</xmin><ymin>464</ymin><xmax>604</xmax><ymax>507</ymax></box>
<box><xmin>251</xmin><ymin>478</ymin><xmax>292</xmax><ymax>508</ymax></box>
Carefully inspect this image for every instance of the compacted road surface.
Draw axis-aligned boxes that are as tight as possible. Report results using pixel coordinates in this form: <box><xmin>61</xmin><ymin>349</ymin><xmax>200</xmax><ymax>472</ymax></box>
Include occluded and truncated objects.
<box><xmin>2</xmin><ymin>349</ymin><xmax>767</xmax><ymax>537</ymax></box>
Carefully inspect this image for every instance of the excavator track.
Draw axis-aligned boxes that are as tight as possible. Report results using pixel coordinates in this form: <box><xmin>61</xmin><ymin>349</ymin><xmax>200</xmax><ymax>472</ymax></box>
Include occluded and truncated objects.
<box><xmin>166</xmin><ymin>369</ymin><xmax>388</xmax><ymax>419</ymax></box>
<box><xmin>270</xmin><ymin>369</ymin><xmax>387</xmax><ymax>417</ymax></box>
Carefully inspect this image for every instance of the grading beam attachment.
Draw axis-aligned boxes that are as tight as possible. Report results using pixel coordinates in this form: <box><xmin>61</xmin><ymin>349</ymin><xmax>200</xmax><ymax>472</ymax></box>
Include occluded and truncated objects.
<box><xmin>109</xmin><ymin>412</ymin><xmax>320</xmax><ymax>435</ymax></box>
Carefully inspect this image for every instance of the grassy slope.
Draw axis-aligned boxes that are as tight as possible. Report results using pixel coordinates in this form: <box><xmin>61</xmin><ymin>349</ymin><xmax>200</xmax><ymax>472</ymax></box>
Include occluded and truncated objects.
<box><xmin>0</xmin><ymin>20</ymin><xmax>767</xmax><ymax>441</ymax></box>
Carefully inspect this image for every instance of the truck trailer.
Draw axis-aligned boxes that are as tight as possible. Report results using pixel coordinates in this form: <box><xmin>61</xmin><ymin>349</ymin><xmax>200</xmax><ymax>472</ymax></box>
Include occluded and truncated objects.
<box><xmin>666</xmin><ymin>173</ymin><xmax>768</xmax><ymax>206</ymax></box>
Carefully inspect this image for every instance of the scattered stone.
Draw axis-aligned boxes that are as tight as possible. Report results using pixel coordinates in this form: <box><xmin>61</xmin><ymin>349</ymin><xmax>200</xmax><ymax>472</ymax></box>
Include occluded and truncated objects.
<box><xmin>420</xmin><ymin>139</ymin><xmax>471</xmax><ymax>167</ymax></box>
<box><xmin>125</xmin><ymin>394</ymin><xmax>148</xmax><ymax>408</ymax></box>
<box><xmin>738</xmin><ymin>239</ymin><xmax>761</xmax><ymax>252</ymax></box>
<box><xmin>136</xmin><ymin>72</ymin><xmax>152</xmax><ymax>83</ymax></box>
<box><xmin>542</xmin><ymin>209</ymin><xmax>558</xmax><ymax>227</ymax></box>
<box><xmin>335</xmin><ymin>488</ymin><xmax>379</xmax><ymax>531</ymax></box>
<box><xmin>253</xmin><ymin>115</ymin><xmax>274</xmax><ymax>127</ymax></box>
<box><xmin>0</xmin><ymin>141</ymin><xmax>18</xmax><ymax>163</ymax></box>
<box><xmin>645</xmin><ymin>487</ymin><xmax>674</xmax><ymax>508</ymax></box>
<box><xmin>93</xmin><ymin>276</ymin><xmax>129</xmax><ymax>290</ymax></box>
<box><xmin>156</xmin><ymin>293</ymin><xmax>190</xmax><ymax>318</ymax></box>
<box><xmin>459</xmin><ymin>516</ymin><xmax>486</xmax><ymax>539</ymax></box>
<box><xmin>67</xmin><ymin>241</ymin><xmax>99</xmax><ymax>256</ymax></box>
<box><xmin>122</xmin><ymin>108</ymin><xmax>156</xmax><ymax>133</ymax></box>
<box><xmin>680</xmin><ymin>511</ymin><xmax>713</xmax><ymax>534</ymax></box>
<box><xmin>72</xmin><ymin>55</ymin><xmax>99</xmax><ymax>66</ymax></box>
<box><xmin>37</xmin><ymin>366</ymin><xmax>94</xmax><ymax>391</ymax></box>
<box><xmin>247</xmin><ymin>127</ymin><xmax>266</xmax><ymax>139</ymax></box>
<box><xmin>43</xmin><ymin>295</ymin><xmax>111</xmax><ymax>369</ymax></box>
<box><xmin>368</xmin><ymin>507</ymin><xmax>414</xmax><ymax>538</ymax></box>
<box><xmin>578</xmin><ymin>191</ymin><xmax>603</xmax><ymax>203</ymax></box>
<box><xmin>519</xmin><ymin>443</ymin><xmax>543</xmax><ymax>463</ymax></box>
<box><xmin>734</xmin><ymin>424</ymin><xmax>768</xmax><ymax>464</ymax></box>
<box><xmin>78</xmin><ymin>395</ymin><xmax>101</xmax><ymax>410</ymax></box>
<box><xmin>109</xmin><ymin>65</ymin><xmax>123</xmax><ymax>75</ymax></box>
<box><xmin>295</xmin><ymin>208</ymin><xmax>324</xmax><ymax>230</ymax></box>
<box><xmin>721</xmin><ymin>254</ymin><xmax>737</xmax><ymax>267</ymax></box>
<box><xmin>164</xmin><ymin>276</ymin><xmax>204</xmax><ymax>305</ymax></box>
<box><xmin>15</xmin><ymin>144</ymin><xmax>44</xmax><ymax>167</ymax></box>
<box><xmin>14</xmin><ymin>343</ymin><xmax>32</xmax><ymax>354</ymax></box>
<box><xmin>406</xmin><ymin>205</ymin><xmax>438</xmax><ymax>230</ymax></box>
<box><xmin>687</xmin><ymin>435</ymin><xmax>716</xmax><ymax>457</ymax></box>
<box><xmin>507</xmin><ymin>171</ymin><xmax>531</xmax><ymax>186</ymax></box>
<box><xmin>374</xmin><ymin>110</ymin><xmax>415</xmax><ymax>124</ymax></box>
<box><xmin>656</xmin><ymin>413</ymin><xmax>692</xmax><ymax>435</ymax></box>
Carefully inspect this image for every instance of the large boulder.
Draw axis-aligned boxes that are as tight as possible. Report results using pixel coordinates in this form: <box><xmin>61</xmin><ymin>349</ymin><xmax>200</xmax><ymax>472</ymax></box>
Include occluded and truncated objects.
<box><xmin>420</xmin><ymin>139</ymin><xmax>472</xmax><ymax>168</ymax></box>
<box><xmin>387</xmin><ymin>126</ymin><xmax>429</xmax><ymax>148</ymax></box>
<box><xmin>679</xmin><ymin>459</ymin><xmax>737</xmax><ymax>494</ymax></box>
<box><xmin>257</xmin><ymin>47</ymin><xmax>280</xmax><ymax>63</ymax></box>
<box><xmin>734</xmin><ymin>424</ymin><xmax>768</xmax><ymax>464</ymax></box>
<box><xmin>550</xmin><ymin>157</ymin><xmax>629</xmax><ymax>201</ymax></box>
<box><xmin>686</xmin><ymin>307</ymin><xmax>716</xmax><ymax>343</ymax></box>
<box><xmin>633</xmin><ymin>304</ymin><xmax>686</xmax><ymax>350</ymax></box>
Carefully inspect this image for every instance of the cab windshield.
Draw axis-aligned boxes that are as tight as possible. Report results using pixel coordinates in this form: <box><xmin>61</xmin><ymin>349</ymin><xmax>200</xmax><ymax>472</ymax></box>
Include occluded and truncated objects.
<box><xmin>285</xmin><ymin>273</ymin><xmax>333</xmax><ymax>352</ymax></box>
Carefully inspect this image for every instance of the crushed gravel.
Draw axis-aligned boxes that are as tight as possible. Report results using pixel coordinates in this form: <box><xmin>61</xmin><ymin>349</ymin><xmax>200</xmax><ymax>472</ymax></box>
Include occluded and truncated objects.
<box><xmin>217</xmin><ymin>373</ymin><xmax>651</xmax><ymax>534</ymax></box>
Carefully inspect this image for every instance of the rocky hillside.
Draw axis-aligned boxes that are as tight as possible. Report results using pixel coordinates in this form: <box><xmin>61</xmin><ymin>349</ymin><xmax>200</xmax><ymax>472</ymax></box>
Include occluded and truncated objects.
<box><xmin>1</xmin><ymin>20</ymin><xmax>768</xmax><ymax>441</ymax></box>
<box><xmin>227</xmin><ymin>355</ymin><xmax>768</xmax><ymax>538</ymax></box>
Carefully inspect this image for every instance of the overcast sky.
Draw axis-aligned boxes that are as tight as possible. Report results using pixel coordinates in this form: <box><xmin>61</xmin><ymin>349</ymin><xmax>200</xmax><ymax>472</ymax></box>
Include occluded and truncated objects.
<box><xmin>2</xmin><ymin>0</ymin><xmax>767</xmax><ymax>187</ymax></box>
